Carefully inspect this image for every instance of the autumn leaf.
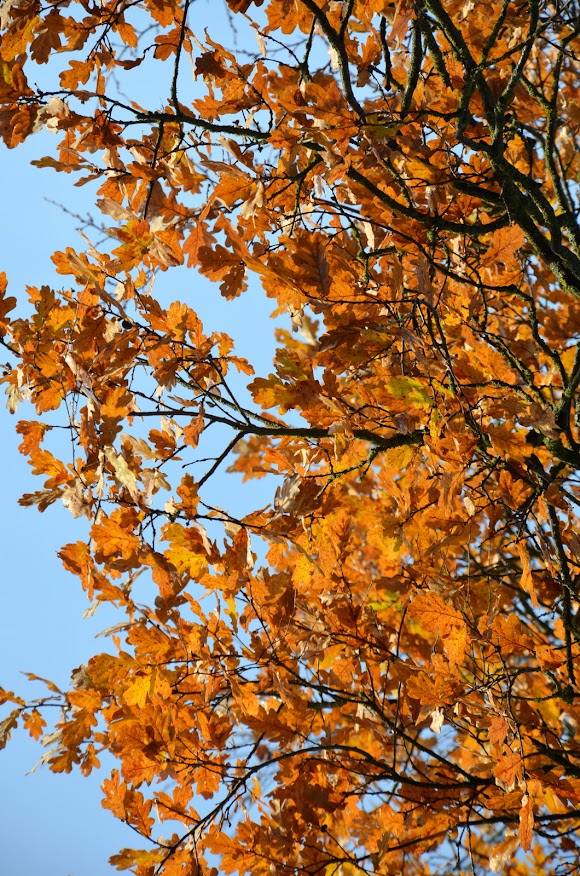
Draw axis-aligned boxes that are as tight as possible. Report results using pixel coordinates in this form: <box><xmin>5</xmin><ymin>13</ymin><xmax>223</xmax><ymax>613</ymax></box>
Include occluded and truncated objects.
<box><xmin>0</xmin><ymin>272</ymin><xmax>16</xmax><ymax>334</ymax></box>
<box><xmin>493</xmin><ymin>750</ymin><xmax>524</xmax><ymax>792</ymax></box>
<box><xmin>408</xmin><ymin>591</ymin><xmax>469</xmax><ymax>663</ymax></box>
<box><xmin>490</xmin><ymin>614</ymin><xmax>534</xmax><ymax>657</ymax></box>
<box><xmin>488</xmin><ymin>715</ymin><xmax>509</xmax><ymax>747</ymax></box>
<box><xmin>162</xmin><ymin>522</ymin><xmax>213</xmax><ymax>580</ymax></box>
<box><xmin>518</xmin><ymin>793</ymin><xmax>534</xmax><ymax>851</ymax></box>
<box><xmin>101</xmin><ymin>385</ymin><xmax>134</xmax><ymax>420</ymax></box>
<box><xmin>123</xmin><ymin>673</ymin><xmax>153</xmax><ymax>709</ymax></box>
<box><xmin>486</xmin><ymin>224</ymin><xmax>525</xmax><ymax>269</ymax></box>
<box><xmin>488</xmin><ymin>836</ymin><xmax>519</xmax><ymax>873</ymax></box>
<box><xmin>518</xmin><ymin>540</ymin><xmax>539</xmax><ymax>608</ymax></box>
<box><xmin>387</xmin><ymin>376</ymin><xmax>432</xmax><ymax>410</ymax></box>
<box><xmin>91</xmin><ymin>512</ymin><xmax>141</xmax><ymax>566</ymax></box>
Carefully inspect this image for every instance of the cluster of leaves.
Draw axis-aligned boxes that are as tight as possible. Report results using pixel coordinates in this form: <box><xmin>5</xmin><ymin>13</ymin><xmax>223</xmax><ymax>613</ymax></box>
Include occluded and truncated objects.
<box><xmin>3</xmin><ymin>0</ymin><xmax>580</xmax><ymax>874</ymax></box>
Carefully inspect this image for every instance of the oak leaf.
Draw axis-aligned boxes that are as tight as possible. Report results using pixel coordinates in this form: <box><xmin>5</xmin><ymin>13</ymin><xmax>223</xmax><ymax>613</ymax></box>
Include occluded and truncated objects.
<box><xmin>518</xmin><ymin>792</ymin><xmax>534</xmax><ymax>851</ymax></box>
<box><xmin>408</xmin><ymin>591</ymin><xmax>469</xmax><ymax>662</ymax></box>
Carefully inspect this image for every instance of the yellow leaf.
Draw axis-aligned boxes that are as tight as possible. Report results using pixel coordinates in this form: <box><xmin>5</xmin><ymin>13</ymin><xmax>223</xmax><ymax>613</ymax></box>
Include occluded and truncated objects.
<box><xmin>387</xmin><ymin>376</ymin><xmax>432</xmax><ymax>408</ymax></box>
<box><xmin>124</xmin><ymin>673</ymin><xmax>152</xmax><ymax>708</ymax></box>
<box><xmin>319</xmin><ymin>643</ymin><xmax>344</xmax><ymax>670</ymax></box>
<box><xmin>162</xmin><ymin>522</ymin><xmax>212</xmax><ymax>579</ymax></box>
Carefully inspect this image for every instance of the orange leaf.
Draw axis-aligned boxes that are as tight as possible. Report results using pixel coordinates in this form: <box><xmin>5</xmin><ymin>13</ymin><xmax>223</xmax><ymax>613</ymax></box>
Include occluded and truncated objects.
<box><xmin>488</xmin><ymin>715</ymin><xmax>508</xmax><ymax>747</ymax></box>
<box><xmin>0</xmin><ymin>272</ymin><xmax>16</xmax><ymax>334</ymax></box>
<box><xmin>486</xmin><ymin>223</ymin><xmax>525</xmax><ymax>269</ymax></box>
<box><xmin>518</xmin><ymin>792</ymin><xmax>534</xmax><ymax>851</ymax></box>
<box><xmin>493</xmin><ymin>750</ymin><xmax>524</xmax><ymax>791</ymax></box>
<box><xmin>408</xmin><ymin>591</ymin><xmax>468</xmax><ymax>662</ymax></box>
<box><xmin>22</xmin><ymin>709</ymin><xmax>46</xmax><ymax>740</ymax></box>
<box><xmin>518</xmin><ymin>541</ymin><xmax>539</xmax><ymax>608</ymax></box>
<box><xmin>91</xmin><ymin>512</ymin><xmax>141</xmax><ymax>565</ymax></box>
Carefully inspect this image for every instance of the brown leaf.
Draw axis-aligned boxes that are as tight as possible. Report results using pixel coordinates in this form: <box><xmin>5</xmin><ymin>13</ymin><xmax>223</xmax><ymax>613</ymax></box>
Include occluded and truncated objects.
<box><xmin>518</xmin><ymin>793</ymin><xmax>534</xmax><ymax>851</ymax></box>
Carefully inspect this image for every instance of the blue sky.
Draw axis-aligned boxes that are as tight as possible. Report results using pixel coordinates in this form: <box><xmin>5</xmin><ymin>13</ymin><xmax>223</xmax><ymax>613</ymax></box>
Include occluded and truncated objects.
<box><xmin>0</xmin><ymin>52</ymin><xmax>281</xmax><ymax>876</ymax></box>
<box><xmin>1</xmin><ymin>132</ymin><xmax>140</xmax><ymax>874</ymax></box>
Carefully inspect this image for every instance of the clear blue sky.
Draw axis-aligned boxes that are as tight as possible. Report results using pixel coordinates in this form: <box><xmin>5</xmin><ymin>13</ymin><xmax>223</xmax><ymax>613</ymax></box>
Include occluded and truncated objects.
<box><xmin>0</xmin><ymin>14</ymin><xmax>280</xmax><ymax>870</ymax></box>
<box><xmin>1</xmin><ymin>131</ymin><xmax>141</xmax><ymax>875</ymax></box>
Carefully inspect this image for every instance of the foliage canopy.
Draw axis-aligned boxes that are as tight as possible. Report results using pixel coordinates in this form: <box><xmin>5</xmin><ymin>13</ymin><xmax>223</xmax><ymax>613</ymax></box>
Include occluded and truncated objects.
<box><xmin>3</xmin><ymin>0</ymin><xmax>580</xmax><ymax>874</ymax></box>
